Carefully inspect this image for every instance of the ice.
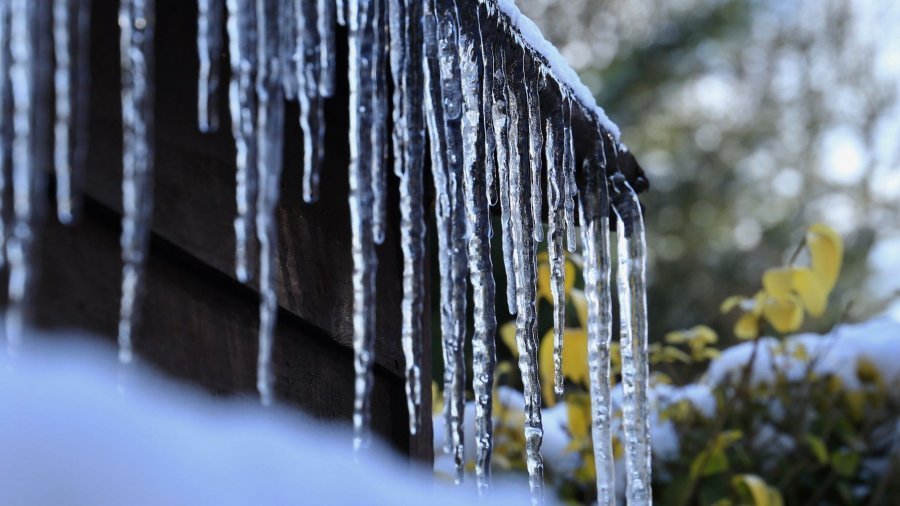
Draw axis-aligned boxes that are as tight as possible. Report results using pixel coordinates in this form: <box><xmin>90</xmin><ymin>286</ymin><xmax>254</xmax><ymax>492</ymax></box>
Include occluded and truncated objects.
<box><xmin>336</xmin><ymin>0</ymin><xmax>347</xmax><ymax>27</ymax></box>
<box><xmin>562</xmin><ymin>97</ymin><xmax>576</xmax><ymax>252</ymax></box>
<box><xmin>6</xmin><ymin>0</ymin><xmax>37</xmax><ymax>349</ymax></box>
<box><xmin>255</xmin><ymin>0</ymin><xmax>286</xmax><ymax>407</ymax></box>
<box><xmin>457</xmin><ymin>3</ymin><xmax>496</xmax><ymax>493</ymax></box>
<box><xmin>476</xmin><ymin>4</ymin><xmax>497</xmax><ymax>207</ymax></box>
<box><xmin>317</xmin><ymin>0</ymin><xmax>336</xmax><ymax>97</ymax></box>
<box><xmin>349</xmin><ymin>0</ymin><xmax>379</xmax><ymax>452</ymax></box>
<box><xmin>543</xmin><ymin>104</ymin><xmax>566</xmax><ymax>397</ymax></box>
<box><xmin>197</xmin><ymin>0</ymin><xmax>223</xmax><ymax>132</ymax></box>
<box><xmin>279</xmin><ymin>0</ymin><xmax>297</xmax><ymax>100</ymax></box>
<box><xmin>116</xmin><ymin>0</ymin><xmax>155</xmax><ymax>365</ymax></box>
<box><xmin>52</xmin><ymin>0</ymin><xmax>74</xmax><ymax>223</ymax></box>
<box><xmin>579</xmin><ymin>144</ymin><xmax>616</xmax><ymax>505</ymax></box>
<box><xmin>226</xmin><ymin>0</ymin><xmax>259</xmax><ymax>283</ymax></box>
<box><xmin>524</xmin><ymin>56</ymin><xmax>542</xmax><ymax>242</ymax></box>
<box><xmin>490</xmin><ymin>45</ymin><xmax>517</xmax><ymax>315</ymax></box>
<box><xmin>612</xmin><ymin>174</ymin><xmax>652</xmax><ymax>505</ymax></box>
<box><xmin>0</xmin><ymin>0</ymin><xmax>11</xmax><ymax>271</ymax></box>
<box><xmin>389</xmin><ymin>0</ymin><xmax>427</xmax><ymax>436</ymax></box>
<box><xmin>296</xmin><ymin>0</ymin><xmax>325</xmax><ymax>203</ymax></box>
<box><xmin>436</xmin><ymin>0</ymin><xmax>469</xmax><ymax>482</ymax></box>
<box><xmin>506</xmin><ymin>44</ymin><xmax>544</xmax><ymax>502</ymax></box>
<box><xmin>369</xmin><ymin>0</ymin><xmax>387</xmax><ymax>243</ymax></box>
<box><xmin>422</xmin><ymin>0</ymin><xmax>453</xmax><ymax>457</ymax></box>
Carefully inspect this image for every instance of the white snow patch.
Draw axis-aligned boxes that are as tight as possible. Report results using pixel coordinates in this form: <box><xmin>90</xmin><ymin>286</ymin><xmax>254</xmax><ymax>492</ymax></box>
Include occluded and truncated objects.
<box><xmin>0</xmin><ymin>332</ymin><xmax>536</xmax><ymax>506</ymax></box>
<box><xmin>493</xmin><ymin>0</ymin><xmax>622</xmax><ymax>140</ymax></box>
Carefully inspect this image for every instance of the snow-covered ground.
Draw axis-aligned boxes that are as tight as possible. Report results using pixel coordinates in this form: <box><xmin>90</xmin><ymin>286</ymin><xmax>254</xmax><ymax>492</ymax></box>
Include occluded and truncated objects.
<box><xmin>0</xmin><ymin>332</ymin><xmax>535</xmax><ymax>506</ymax></box>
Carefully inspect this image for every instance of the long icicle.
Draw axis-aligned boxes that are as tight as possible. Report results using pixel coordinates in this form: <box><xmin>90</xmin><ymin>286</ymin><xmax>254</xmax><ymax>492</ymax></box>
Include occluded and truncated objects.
<box><xmin>579</xmin><ymin>143</ymin><xmax>616</xmax><ymax>506</ymax></box>
<box><xmin>0</xmin><ymin>0</ymin><xmax>12</xmax><ymax>272</ymax></box>
<box><xmin>562</xmin><ymin>96</ymin><xmax>577</xmax><ymax>253</ymax></box>
<box><xmin>457</xmin><ymin>0</ymin><xmax>496</xmax><ymax>493</ymax></box>
<box><xmin>613</xmin><ymin>173</ymin><xmax>652</xmax><ymax>505</ymax></box>
<box><xmin>255</xmin><ymin>0</ymin><xmax>286</xmax><ymax>407</ymax></box>
<box><xmin>422</xmin><ymin>0</ymin><xmax>458</xmax><ymax>459</ymax></box>
<box><xmin>436</xmin><ymin>0</ymin><xmax>468</xmax><ymax>482</ymax></box>
<box><xmin>52</xmin><ymin>0</ymin><xmax>75</xmax><ymax>223</ymax></box>
<box><xmin>544</xmin><ymin>102</ymin><xmax>567</xmax><ymax>397</ymax></box>
<box><xmin>6</xmin><ymin>0</ymin><xmax>36</xmax><ymax>349</ymax></box>
<box><xmin>197</xmin><ymin>0</ymin><xmax>223</xmax><ymax>132</ymax></box>
<box><xmin>317</xmin><ymin>0</ymin><xmax>336</xmax><ymax>97</ymax></box>
<box><xmin>507</xmin><ymin>45</ymin><xmax>544</xmax><ymax>502</ymax></box>
<box><xmin>116</xmin><ymin>0</ymin><xmax>155</xmax><ymax>364</ymax></box>
<box><xmin>524</xmin><ymin>55</ymin><xmax>542</xmax><ymax>242</ymax></box>
<box><xmin>369</xmin><ymin>0</ymin><xmax>387</xmax><ymax>243</ymax></box>
<box><xmin>279</xmin><ymin>0</ymin><xmax>297</xmax><ymax>100</ymax></box>
<box><xmin>226</xmin><ymin>0</ymin><xmax>258</xmax><ymax>283</ymax></box>
<box><xmin>476</xmin><ymin>2</ymin><xmax>496</xmax><ymax>207</ymax></box>
<box><xmin>389</xmin><ymin>0</ymin><xmax>427</xmax><ymax>436</ymax></box>
<box><xmin>491</xmin><ymin>45</ymin><xmax>516</xmax><ymax>315</ymax></box>
<box><xmin>70</xmin><ymin>0</ymin><xmax>91</xmax><ymax>223</ymax></box>
<box><xmin>296</xmin><ymin>0</ymin><xmax>325</xmax><ymax>203</ymax></box>
<box><xmin>349</xmin><ymin>0</ymin><xmax>379</xmax><ymax>451</ymax></box>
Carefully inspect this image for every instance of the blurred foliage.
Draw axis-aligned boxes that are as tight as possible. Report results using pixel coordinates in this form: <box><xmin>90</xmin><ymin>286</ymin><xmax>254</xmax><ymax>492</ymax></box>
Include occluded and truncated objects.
<box><xmin>517</xmin><ymin>0</ymin><xmax>900</xmax><ymax>344</ymax></box>
<box><xmin>447</xmin><ymin>224</ymin><xmax>900</xmax><ymax>505</ymax></box>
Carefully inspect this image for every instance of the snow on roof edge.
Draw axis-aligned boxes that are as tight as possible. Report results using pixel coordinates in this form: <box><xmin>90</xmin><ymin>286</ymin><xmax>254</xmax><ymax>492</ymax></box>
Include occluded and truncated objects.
<box><xmin>491</xmin><ymin>0</ymin><xmax>622</xmax><ymax>141</ymax></box>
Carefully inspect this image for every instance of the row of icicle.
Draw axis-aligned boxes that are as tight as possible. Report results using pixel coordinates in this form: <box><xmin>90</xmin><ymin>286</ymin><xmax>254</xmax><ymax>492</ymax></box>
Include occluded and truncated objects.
<box><xmin>0</xmin><ymin>0</ymin><xmax>651</xmax><ymax>504</ymax></box>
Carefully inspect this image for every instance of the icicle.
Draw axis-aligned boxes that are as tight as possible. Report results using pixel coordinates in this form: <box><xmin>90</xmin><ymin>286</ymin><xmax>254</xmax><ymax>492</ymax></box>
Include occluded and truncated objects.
<box><xmin>476</xmin><ymin>3</ymin><xmax>496</xmax><ymax>207</ymax></box>
<box><xmin>491</xmin><ymin>46</ymin><xmax>516</xmax><ymax>315</ymax></box>
<box><xmin>0</xmin><ymin>0</ymin><xmax>12</xmax><ymax>273</ymax></box>
<box><xmin>579</xmin><ymin>145</ymin><xmax>616</xmax><ymax>506</ymax></box>
<box><xmin>369</xmin><ymin>0</ymin><xmax>387</xmax><ymax>243</ymax></box>
<box><xmin>544</xmin><ymin>104</ymin><xmax>566</xmax><ymax>397</ymax></box>
<box><xmin>524</xmin><ymin>56</ymin><xmax>542</xmax><ymax>242</ymax></box>
<box><xmin>6</xmin><ymin>0</ymin><xmax>37</xmax><ymax>349</ymax></box>
<box><xmin>336</xmin><ymin>0</ymin><xmax>346</xmax><ymax>27</ymax></box>
<box><xmin>613</xmin><ymin>173</ymin><xmax>652</xmax><ymax>505</ymax></box>
<box><xmin>317</xmin><ymin>0</ymin><xmax>336</xmax><ymax>97</ymax></box>
<box><xmin>562</xmin><ymin>97</ymin><xmax>577</xmax><ymax>252</ymax></box>
<box><xmin>296</xmin><ymin>0</ymin><xmax>325</xmax><ymax>203</ymax></box>
<box><xmin>349</xmin><ymin>0</ymin><xmax>379</xmax><ymax>451</ymax></box>
<box><xmin>457</xmin><ymin>2</ymin><xmax>496</xmax><ymax>493</ymax></box>
<box><xmin>507</xmin><ymin>46</ymin><xmax>544</xmax><ymax>502</ymax></box>
<box><xmin>255</xmin><ymin>0</ymin><xmax>286</xmax><ymax>407</ymax></box>
<box><xmin>389</xmin><ymin>0</ymin><xmax>427</xmax><ymax>436</ymax></box>
<box><xmin>52</xmin><ymin>0</ymin><xmax>75</xmax><ymax>223</ymax></box>
<box><xmin>197</xmin><ymin>0</ymin><xmax>223</xmax><ymax>132</ymax></box>
<box><xmin>116</xmin><ymin>0</ymin><xmax>155</xmax><ymax>364</ymax></box>
<box><xmin>436</xmin><ymin>0</ymin><xmax>468</xmax><ymax>483</ymax></box>
<box><xmin>279</xmin><ymin>0</ymin><xmax>297</xmax><ymax>100</ymax></box>
<box><xmin>422</xmin><ymin>0</ymin><xmax>454</xmax><ymax>458</ymax></box>
<box><xmin>71</xmin><ymin>0</ymin><xmax>91</xmax><ymax>222</ymax></box>
<box><xmin>226</xmin><ymin>0</ymin><xmax>258</xmax><ymax>283</ymax></box>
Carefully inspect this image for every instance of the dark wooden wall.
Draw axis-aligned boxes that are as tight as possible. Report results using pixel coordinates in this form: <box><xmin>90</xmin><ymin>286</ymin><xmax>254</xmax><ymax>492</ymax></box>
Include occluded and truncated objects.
<box><xmin>29</xmin><ymin>0</ymin><xmax>432</xmax><ymax>462</ymax></box>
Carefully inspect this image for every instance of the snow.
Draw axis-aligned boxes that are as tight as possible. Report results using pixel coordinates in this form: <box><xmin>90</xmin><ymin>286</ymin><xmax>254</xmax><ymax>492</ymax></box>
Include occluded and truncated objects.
<box><xmin>705</xmin><ymin>317</ymin><xmax>900</xmax><ymax>393</ymax></box>
<box><xmin>0</xmin><ymin>333</ymin><xmax>537</xmax><ymax>506</ymax></box>
<box><xmin>492</xmin><ymin>0</ymin><xmax>621</xmax><ymax>140</ymax></box>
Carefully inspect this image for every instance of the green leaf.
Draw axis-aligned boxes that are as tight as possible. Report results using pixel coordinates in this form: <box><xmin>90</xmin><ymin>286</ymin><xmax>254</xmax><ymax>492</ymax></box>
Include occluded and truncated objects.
<box><xmin>690</xmin><ymin>449</ymin><xmax>729</xmax><ymax>478</ymax></box>
<box><xmin>804</xmin><ymin>434</ymin><xmax>829</xmax><ymax>464</ymax></box>
<box><xmin>831</xmin><ymin>449</ymin><xmax>860</xmax><ymax>477</ymax></box>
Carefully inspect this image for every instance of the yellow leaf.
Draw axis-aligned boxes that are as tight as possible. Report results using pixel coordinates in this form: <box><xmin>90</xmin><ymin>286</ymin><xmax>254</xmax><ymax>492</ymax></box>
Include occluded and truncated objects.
<box><xmin>804</xmin><ymin>434</ymin><xmax>829</xmax><ymax>464</ymax></box>
<box><xmin>432</xmin><ymin>381</ymin><xmax>444</xmax><ymax>415</ymax></box>
<box><xmin>732</xmin><ymin>474</ymin><xmax>778</xmax><ymax>506</ymax></box>
<box><xmin>566</xmin><ymin>393</ymin><xmax>592</xmax><ymax>439</ymax></box>
<box><xmin>762</xmin><ymin>294</ymin><xmax>804</xmax><ymax>333</ymax></box>
<box><xmin>856</xmin><ymin>357</ymin><xmax>882</xmax><ymax>385</ymax></box>
<box><xmin>807</xmin><ymin>224</ymin><xmax>843</xmax><ymax>291</ymax></box>
<box><xmin>692</xmin><ymin>325</ymin><xmax>718</xmax><ymax>344</ymax></box>
<box><xmin>538</xmin><ymin>328</ymin><xmax>589</xmax><ymax>404</ymax></box>
<box><xmin>570</xmin><ymin>289</ymin><xmax>588</xmax><ymax>327</ymax></box>
<box><xmin>734</xmin><ymin>312</ymin><xmax>760</xmax><ymax>340</ymax></box>
<box><xmin>792</xmin><ymin>268</ymin><xmax>828</xmax><ymax>316</ymax></box>
<box><xmin>500</xmin><ymin>321</ymin><xmax>518</xmax><ymax>358</ymax></box>
<box><xmin>720</xmin><ymin>295</ymin><xmax>744</xmax><ymax>313</ymax></box>
<box><xmin>763</xmin><ymin>268</ymin><xmax>794</xmax><ymax>300</ymax></box>
<box><xmin>664</xmin><ymin>330</ymin><xmax>688</xmax><ymax>344</ymax></box>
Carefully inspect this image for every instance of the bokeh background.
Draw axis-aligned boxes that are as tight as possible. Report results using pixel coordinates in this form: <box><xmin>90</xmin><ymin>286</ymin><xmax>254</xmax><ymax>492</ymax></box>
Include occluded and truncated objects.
<box><xmin>516</xmin><ymin>0</ymin><xmax>900</xmax><ymax>342</ymax></box>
